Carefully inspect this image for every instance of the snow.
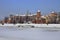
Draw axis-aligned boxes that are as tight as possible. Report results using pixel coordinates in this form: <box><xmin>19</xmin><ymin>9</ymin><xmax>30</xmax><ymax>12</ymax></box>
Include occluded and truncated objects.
<box><xmin>51</xmin><ymin>11</ymin><xmax>55</xmax><ymax>13</ymax></box>
<box><xmin>0</xmin><ymin>24</ymin><xmax>60</xmax><ymax>27</ymax></box>
<box><xmin>37</xmin><ymin>10</ymin><xmax>41</xmax><ymax>12</ymax></box>
<box><xmin>0</xmin><ymin>27</ymin><xmax>60</xmax><ymax>40</ymax></box>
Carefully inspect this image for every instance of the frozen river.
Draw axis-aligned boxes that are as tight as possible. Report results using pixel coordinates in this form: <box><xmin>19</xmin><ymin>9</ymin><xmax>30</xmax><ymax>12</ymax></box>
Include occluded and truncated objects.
<box><xmin>0</xmin><ymin>27</ymin><xmax>60</xmax><ymax>40</ymax></box>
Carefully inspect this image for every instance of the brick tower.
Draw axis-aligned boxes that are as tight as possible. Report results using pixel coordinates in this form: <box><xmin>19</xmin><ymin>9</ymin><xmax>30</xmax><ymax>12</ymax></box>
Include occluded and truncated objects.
<box><xmin>36</xmin><ymin>10</ymin><xmax>42</xmax><ymax>24</ymax></box>
<box><xmin>36</xmin><ymin>10</ymin><xmax>41</xmax><ymax>18</ymax></box>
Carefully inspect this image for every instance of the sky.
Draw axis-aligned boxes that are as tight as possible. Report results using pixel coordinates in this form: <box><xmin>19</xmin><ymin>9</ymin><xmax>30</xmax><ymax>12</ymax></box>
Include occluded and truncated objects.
<box><xmin>0</xmin><ymin>0</ymin><xmax>60</xmax><ymax>19</ymax></box>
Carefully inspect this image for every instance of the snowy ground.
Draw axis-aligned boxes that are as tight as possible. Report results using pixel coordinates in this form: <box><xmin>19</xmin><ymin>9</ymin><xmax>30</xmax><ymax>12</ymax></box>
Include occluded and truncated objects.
<box><xmin>0</xmin><ymin>27</ymin><xmax>60</xmax><ymax>40</ymax></box>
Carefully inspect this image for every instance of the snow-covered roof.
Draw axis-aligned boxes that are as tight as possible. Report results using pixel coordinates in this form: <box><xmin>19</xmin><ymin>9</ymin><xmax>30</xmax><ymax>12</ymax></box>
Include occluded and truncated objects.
<box><xmin>41</xmin><ymin>16</ymin><xmax>46</xmax><ymax>19</ymax></box>
<box><xmin>15</xmin><ymin>14</ymin><xmax>36</xmax><ymax>16</ymax></box>
<box><xmin>51</xmin><ymin>11</ymin><xmax>55</xmax><ymax>13</ymax></box>
<box><xmin>37</xmin><ymin>10</ymin><xmax>41</xmax><ymax>12</ymax></box>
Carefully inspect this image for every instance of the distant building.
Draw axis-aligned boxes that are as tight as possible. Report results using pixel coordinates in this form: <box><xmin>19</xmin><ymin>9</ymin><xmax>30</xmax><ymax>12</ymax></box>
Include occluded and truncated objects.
<box><xmin>0</xmin><ymin>10</ymin><xmax>60</xmax><ymax>24</ymax></box>
<box><xmin>32</xmin><ymin>10</ymin><xmax>46</xmax><ymax>24</ymax></box>
<box><xmin>48</xmin><ymin>11</ymin><xmax>57</xmax><ymax>23</ymax></box>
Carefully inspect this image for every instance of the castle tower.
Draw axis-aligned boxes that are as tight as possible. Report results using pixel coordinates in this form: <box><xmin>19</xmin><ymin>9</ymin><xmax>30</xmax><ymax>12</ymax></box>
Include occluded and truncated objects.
<box><xmin>36</xmin><ymin>10</ymin><xmax>41</xmax><ymax>18</ymax></box>
<box><xmin>50</xmin><ymin>11</ymin><xmax>57</xmax><ymax>16</ymax></box>
<box><xmin>35</xmin><ymin>10</ymin><xmax>42</xmax><ymax>24</ymax></box>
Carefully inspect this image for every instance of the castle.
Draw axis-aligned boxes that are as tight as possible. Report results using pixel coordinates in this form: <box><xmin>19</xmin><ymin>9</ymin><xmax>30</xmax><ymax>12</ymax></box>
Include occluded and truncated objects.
<box><xmin>0</xmin><ymin>10</ymin><xmax>60</xmax><ymax>24</ymax></box>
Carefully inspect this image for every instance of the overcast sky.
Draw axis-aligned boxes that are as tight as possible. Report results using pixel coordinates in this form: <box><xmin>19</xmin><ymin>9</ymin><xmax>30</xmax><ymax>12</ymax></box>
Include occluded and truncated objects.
<box><xmin>0</xmin><ymin>0</ymin><xmax>60</xmax><ymax>19</ymax></box>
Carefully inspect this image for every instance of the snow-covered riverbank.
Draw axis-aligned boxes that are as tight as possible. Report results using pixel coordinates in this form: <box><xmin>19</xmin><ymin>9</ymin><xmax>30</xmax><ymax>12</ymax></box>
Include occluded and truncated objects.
<box><xmin>0</xmin><ymin>24</ymin><xmax>60</xmax><ymax>27</ymax></box>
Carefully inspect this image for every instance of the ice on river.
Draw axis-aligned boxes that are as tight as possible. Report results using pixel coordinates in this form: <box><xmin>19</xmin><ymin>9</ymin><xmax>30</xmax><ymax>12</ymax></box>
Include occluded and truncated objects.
<box><xmin>0</xmin><ymin>27</ymin><xmax>60</xmax><ymax>40</ymax></box>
